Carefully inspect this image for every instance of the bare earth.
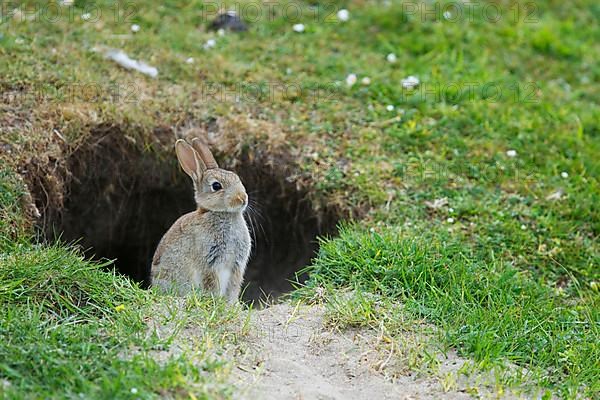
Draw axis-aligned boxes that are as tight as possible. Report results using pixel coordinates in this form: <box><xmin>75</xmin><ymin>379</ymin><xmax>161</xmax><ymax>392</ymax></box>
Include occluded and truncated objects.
<box><xmin>232</xmin><ymin>303</ymin><xmax>521</xmax><ymax>400</ymax></box>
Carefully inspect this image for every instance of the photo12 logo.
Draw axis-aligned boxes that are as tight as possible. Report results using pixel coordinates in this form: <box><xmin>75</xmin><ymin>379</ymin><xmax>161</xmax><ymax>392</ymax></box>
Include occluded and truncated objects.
<box><xmin>394</xmin><ymin>159</ymin><xmax>526</xmax><ymax>184</ymax></box>
<box><xmin>0</xmin><ymin>81</ymin><xmax>141</xmax><ymax>105</ymax></box>
<box><xmin>401</xmin><ymin>1</ymin><xmax>539</xmax><ymax>24</ymax></box>
<box><xmin>200</xmin><ymin>81</ymin><xmax>340</xmax><ymax>104</ymax></box>
<box><xmin>200</xmin><ymin>1</ymin><xmax>343</xmax><ymax>24</ymax></box>
<box><xmin>398</xmin><ymin>81</ymin><xmax>541</xmax><ymax>104</ymax></box>
<box><xmin>0</xmin><ymin>1</ymin><xmax>138</xmax><ymax>24</ymax></box>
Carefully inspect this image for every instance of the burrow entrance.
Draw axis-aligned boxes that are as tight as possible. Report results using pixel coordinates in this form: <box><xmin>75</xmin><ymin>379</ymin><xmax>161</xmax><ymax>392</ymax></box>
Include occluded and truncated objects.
<box><xmin>36</xmin><ymin>131</ymin><xmax>339</xmax><ymax>303</ymax></box>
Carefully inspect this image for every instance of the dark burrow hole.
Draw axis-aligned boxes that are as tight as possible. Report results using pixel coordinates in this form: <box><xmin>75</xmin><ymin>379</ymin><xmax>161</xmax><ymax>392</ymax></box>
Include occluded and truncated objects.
<box><xmin>37</xmin><ymin>132</ymin><xmax>339</xmax><ymax>303</ymax></box>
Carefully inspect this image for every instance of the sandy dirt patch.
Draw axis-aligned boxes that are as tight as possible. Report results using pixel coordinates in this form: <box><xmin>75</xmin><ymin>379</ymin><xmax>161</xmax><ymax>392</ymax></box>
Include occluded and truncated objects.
<box><xmin>231</xmin><ymin>303</ymin><xmax>521</xmax><ymax>400</ymax></box>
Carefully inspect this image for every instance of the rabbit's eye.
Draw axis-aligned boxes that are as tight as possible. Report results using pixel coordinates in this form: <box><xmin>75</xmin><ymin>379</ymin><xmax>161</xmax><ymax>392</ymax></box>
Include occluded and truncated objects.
<box><xmin>211</xmin><ymin>182</ymin><xmax>223</xmax><ymax>192</ymax></box>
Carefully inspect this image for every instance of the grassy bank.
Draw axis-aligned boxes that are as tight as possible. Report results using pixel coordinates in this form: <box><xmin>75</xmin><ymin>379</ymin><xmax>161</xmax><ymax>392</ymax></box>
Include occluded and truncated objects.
<box><xmin>0</xmin><ymin>171</ymin><xmax>244</xmax><ymax>398</ymax></box>
<box><xmin>1</xmin><ymin>0</ymin><xmax>599</xmax><ymax>398</ymax></box>
<box><xmin>300</xmin><ymin>226</ymin><xmax>599</xmax><ymax>397</ymax></box>
<box><xmin>0</xmin><ymin>244</ymin><xmax>246</xmax><ymax>399</ymax></box>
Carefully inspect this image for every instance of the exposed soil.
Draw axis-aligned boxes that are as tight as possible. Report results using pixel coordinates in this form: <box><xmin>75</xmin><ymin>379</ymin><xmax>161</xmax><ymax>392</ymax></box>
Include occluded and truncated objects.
<box><xmin>233</xmin><ymin>303</ymin><xmax>519</xmax><ymax>400</ymax></box>
<box><xmin>146</xmin><ymin>301</ymin><xmax>526</xmax><ymax>399</ymax></box>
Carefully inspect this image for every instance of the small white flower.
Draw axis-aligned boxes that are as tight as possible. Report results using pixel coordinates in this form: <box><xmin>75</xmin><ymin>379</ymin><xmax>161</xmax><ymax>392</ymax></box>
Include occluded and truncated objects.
<box><xmin>401</xmin><ymin>75</ymin><xmax>420</xmax><ymax>89</ymax></box>
<box><xmin>448</xmin><ymin>207</ymin><xmax>454</xmax><ymax>212</ymax></box>
<box><xmin>337</xmin><ymin>9</ymin><xmax>350</xmax><ymax>22</ymax></box>
<box><xmin>561</xmin><ymin>171</ymin><xmax>569</xmax><ymax>179</ymax></box>
<box><xmin>361</xmin><ymin>76</ymin><xmax>371</xmax><ymax>85</ymax></box>
<box><xmin>506</xmin><ymin>149</ymin><xmax>517</xmax><ymax>157</ymax></box>
<box><xmin>185</xmin><ymin>57</ymin><xmax>194</xmax><ymax>64</ymax></box>
<box><xmin>131</xmin><ymin>24</ymin><xmax>140</xmax><ymax>33</ymax></box>
<box><xmin>369</xmin><ymin>227</ymin><xmax>375</xmax><ymax>233</ymax></box>
<box><xmin>130</xmin><ymin>388</ymin><xmax>138</xmax><ymax>394</ymax></box>
<box><xmin>346</xmin><ymin>73</ymin><xmax>357</xmax><ymax>87</ymax></box>
<box><xmin>81</xmin><ymin>13</ymin><xmax>91</xmax><ymax>21</ymax></box>
<box><xmin>217</xmin><ymin>28</ymin><xmax>225</xmax><ymax>36</ymax></box>
<box><xmin>447</xmin><ymin>217</ymin><xmax>455</xmax><ymax>223</ymax></box>
<box><xmin>386</xmin><ymin>53</ymin><xmax>397</xmax><ymax>63</ymax></box>
<box><xmin>386</xmin><ymin>105</ymin><xmax>395</xmax><ymax>111</ymax></box>
<box><xmin>286</xmin><ymin>68</ymin><xmax>292</xmax><ymax>75</ymax></box>
<box><xmin>520</xmin><ymin>224</ymin><xmax>527</xmax><ymax>230</ymax></box>
<box><xmin>443</xmin><ymin>11</ymin><xmax>452</xmax><ymax>20</ymax></box>
<box><xmin>203</xmin><ymin>39</ymin><xmax>216</xmax><ymax>49</ymax></box>
<box><xmin>293</xmin><ymin>23</ymin><xmax>305</xmax><ymax>33</ymax></box>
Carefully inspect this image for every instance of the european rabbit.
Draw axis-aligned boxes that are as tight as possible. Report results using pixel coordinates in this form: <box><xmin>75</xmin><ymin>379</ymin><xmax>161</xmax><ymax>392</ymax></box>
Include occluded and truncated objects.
<box><xmin>151</xmin><ymin>138</ymin><xmax>251</xmax><ymax>302</ymax></box>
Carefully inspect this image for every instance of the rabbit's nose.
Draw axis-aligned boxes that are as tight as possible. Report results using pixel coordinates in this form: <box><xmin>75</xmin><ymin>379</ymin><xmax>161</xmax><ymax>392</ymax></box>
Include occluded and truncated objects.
<box><xmin>231</xmin><ymin>193</ymin><xmax>247</xmax><ymax>206</ymax></box>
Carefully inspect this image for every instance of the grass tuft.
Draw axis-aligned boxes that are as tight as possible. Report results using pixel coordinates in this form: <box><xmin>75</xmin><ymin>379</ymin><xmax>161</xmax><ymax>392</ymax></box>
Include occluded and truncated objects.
<box><xmin>0</xmin><ymin>244</ymin><xmax>144</xmax><ymax>320</ymax></box>
<box><xmin>0</xmin><ymin>243</ymin><xmax>242</xmax><ymax>399</ymax></box>
<box><xmin>0</xmin><ymin>168</ymin><xmax>28</xmax><ymax>247</ymax></box>
<box><xmin>303</xmin><ymin>225</ymin><xmax>599</xmax><ymax>397</ymax></box>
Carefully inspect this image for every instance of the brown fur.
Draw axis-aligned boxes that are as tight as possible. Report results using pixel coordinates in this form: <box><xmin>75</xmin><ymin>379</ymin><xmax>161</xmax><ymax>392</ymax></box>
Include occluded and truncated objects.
<box><xmin>191</xmin><ymin>138</ymin><xmax>218</xmax><ymax>169</ymax></box>
<box><xmin>151</xmin><ymin>209</ymin><xmax>207</xmax><ymax>267</ymax></box>
<box><xmin>202</xmin><ymin>269</ymin><xmax>219</xmax><ymax>294</ymax></box>
<box><xmin>225</xmin><ymin>263</ymin><xmax>245</xmax><ymax>300</ymax></box>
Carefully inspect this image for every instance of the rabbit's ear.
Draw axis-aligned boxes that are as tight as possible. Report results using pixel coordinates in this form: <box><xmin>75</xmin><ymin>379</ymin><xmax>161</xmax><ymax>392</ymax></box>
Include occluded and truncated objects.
<box><xmin>191</xmin><ymin>138</ymin><xmax>219</xmax><ymax>169</ymax></box>
<box><xmin>175</xmin><ymin>139</ymin><xmax>206</xmax><ymax>180</ymax></box>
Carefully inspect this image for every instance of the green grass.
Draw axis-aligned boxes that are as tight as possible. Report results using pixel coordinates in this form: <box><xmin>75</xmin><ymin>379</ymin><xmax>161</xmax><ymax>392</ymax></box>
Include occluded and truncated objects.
<box><xmin>0</xmin><ymin>168</ymin><xmax>28</xmax><ymax>245</ymax></box>
<box><xmin>1</xmin><ymin>0</ymin><xmax>599</xmax><ymax>398</ymax></box>
<box><xmin>300</xmin><ymin>225</ymin><xmax>599</xmax><ymax>397</ymax></box>
<box><xmin>0</xmin><ymin>241</ymin><xmax>246</xmax><ymax>398</ymax></box>
<box><xmin>0</xmin><ymin>173</ymin><xmax>247</xmax><ymax>397</ymax></box>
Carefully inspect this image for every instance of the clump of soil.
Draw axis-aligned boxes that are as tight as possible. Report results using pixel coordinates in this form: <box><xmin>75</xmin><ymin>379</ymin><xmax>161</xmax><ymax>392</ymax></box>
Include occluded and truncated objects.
<box><xmin>33</xmin><ymin>128</ymin><xmax>339</xmax><ymax>302</ymax></box>
<box><xmin>209</xmin><ymin>12</ymin><xmax>248</xmax><ymax>32</ymax></box>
